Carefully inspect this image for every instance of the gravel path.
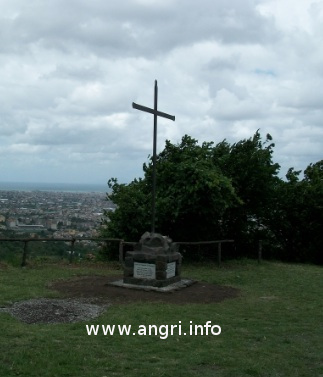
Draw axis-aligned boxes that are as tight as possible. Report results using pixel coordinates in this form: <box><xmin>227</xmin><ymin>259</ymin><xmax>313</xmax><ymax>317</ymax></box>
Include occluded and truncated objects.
<box><xmin>0</xmin><ymin>298</ymin><xmax>110</xmax><ymax>324</ymax></box>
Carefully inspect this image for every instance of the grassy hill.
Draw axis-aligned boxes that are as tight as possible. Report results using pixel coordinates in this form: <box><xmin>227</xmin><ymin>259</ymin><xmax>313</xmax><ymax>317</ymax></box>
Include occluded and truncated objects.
<box><xmin>0</xmin><ymin>260</ymin><xmax>322</xmax><ymax>376</ymax></box>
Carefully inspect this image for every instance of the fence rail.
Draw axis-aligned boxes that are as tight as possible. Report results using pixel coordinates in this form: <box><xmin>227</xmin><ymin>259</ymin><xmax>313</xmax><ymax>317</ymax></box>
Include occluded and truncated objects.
<box><xmin>118</xmin><ymin>239</ymin><xmax>236</xmax><ymax>267</ymax></box>
<box><xmin>0</xmin><ymin>237</ymin><xmax>263</xmax><ymax>267</ymax></box>
<box><xmin>173</xmin><ymin>240</ymin><xmax>234</xmax><ymax>266</ymax></box>
<box><xmin>0</xmin><ymin>237</ymin><xmax>123</xmax><ymax>266</ymax></box>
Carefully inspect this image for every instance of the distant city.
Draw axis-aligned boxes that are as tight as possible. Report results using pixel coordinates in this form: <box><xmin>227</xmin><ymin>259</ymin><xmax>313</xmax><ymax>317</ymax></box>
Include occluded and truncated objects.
<box><xmin>0</xmin><ymin>181</ymin><xmax>109</xmax><ymax>193</ymax></box>
<box><xmin>0</xmin><ymin>182</ymin><xmax>114</xmax><ymax>239</ymax></box>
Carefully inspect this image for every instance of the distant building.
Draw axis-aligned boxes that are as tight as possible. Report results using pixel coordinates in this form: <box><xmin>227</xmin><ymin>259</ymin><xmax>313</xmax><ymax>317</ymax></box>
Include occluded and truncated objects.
<box><xmin>16</xmin><ymin>224</ymin><xmax>45</xmax><ymax>230</ymax></box>
<box><xmin>6</xmin><ymin>218</ymin><xmax>18</xmax><ymax>228</ymax></box>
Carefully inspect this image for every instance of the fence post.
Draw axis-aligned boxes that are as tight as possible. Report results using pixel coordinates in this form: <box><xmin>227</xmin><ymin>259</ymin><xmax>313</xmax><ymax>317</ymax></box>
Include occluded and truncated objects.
<box><xmin>69</xmin><ymin>239</ymin><xmax>75</xmax><ymax>263</ymax></box>
<box><xmin>258</xmin><ymin>240</ymin><xmax>262</xmax><ymax>264</ymax></box>
<box><xmin>21</xmin><ymin>241</ymin><xmax>28</xmax><ymax>267</ymax></box>
<box><xmin>217</xmin><ymin>242</ymin><xmax>222</xmax><ymax>267</ymax></box>
<box><xmin>119</xmin><ymin>240</ymin><xmax>124</xmax><ymax>267</ymax></box>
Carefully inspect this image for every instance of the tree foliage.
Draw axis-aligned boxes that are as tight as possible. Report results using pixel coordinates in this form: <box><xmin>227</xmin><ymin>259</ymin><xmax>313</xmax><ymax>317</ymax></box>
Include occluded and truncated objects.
<box><xmin>212</xmin><ymin>131</ymin><xmax>280</xmax><ymax>248</ymax></box>
<box><xmin>268</xmin><ymin>161</ymin><xmax>323</xmax><ymax>263</ymax></box>
<box><xmin>103</xmin><ymin>135</ymin><xmax>240</xmax><ymax>242</ymax></box>
<box><xmin>101</xmin><ymin>132</ymin><xmax>322</xmax><ymax>264</ymax></box>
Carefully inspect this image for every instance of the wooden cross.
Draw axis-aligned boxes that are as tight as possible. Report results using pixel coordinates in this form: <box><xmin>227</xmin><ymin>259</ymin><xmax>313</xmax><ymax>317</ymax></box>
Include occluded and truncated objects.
<box><xmin>132</xmin><ymin>80</ymin><xmax>175</xmax><ymax>233</ymax></box>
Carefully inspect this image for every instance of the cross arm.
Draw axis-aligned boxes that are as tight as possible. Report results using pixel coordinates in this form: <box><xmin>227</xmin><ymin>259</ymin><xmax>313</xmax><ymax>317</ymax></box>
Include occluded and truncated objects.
<box><xmin>132</xmin><ymin>102</ymin><xmax>175</xmax><ymax>121</ymax></box>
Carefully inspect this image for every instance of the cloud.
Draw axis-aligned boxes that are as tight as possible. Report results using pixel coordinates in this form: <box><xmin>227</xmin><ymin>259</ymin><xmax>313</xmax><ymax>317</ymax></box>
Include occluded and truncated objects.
<box><xmin>1</xmin><ymin>0</ymin><xmax>277</xmax><ymax>56</ymax></box>
<box><xmin>0</xmin><ymin>0</ymin><xmax>322</xmax><ymax>184</ymax></box>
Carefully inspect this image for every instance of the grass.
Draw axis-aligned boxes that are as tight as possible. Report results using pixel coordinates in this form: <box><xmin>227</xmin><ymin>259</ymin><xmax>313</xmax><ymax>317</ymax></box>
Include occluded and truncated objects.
<box><xmin>0</xmin><ymin>260</ymin><xmax>322</xmax><ymax>377</ymax></box>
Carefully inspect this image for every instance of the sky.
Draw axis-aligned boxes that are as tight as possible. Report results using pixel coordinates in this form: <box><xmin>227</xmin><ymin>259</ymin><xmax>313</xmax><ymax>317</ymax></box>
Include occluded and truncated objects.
<box><xmin>0</xmin><ymin>0</ymin><xmax>322</xmax><ymax>185</ymax></box>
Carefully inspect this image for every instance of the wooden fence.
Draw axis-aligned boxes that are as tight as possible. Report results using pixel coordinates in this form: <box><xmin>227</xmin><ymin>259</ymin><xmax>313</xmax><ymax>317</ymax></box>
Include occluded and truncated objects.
<box><xmin>0</xmin><ymin>237</ymin><xmax>123</xmax><ymax>267</ymax></box>
<box><xmin>118</xmin><ymin>239</ymin><xmax>239</xmax><ymax>267</ymax></box>
<box><xmin>173</xmin><ymin>240</ymin><xmax>234</xmax><ymax>266</ymax></box>
<box><xmin>0</xmin><ymin>238</ymin><xmax>263</xmax><ymax>267</ymax></box>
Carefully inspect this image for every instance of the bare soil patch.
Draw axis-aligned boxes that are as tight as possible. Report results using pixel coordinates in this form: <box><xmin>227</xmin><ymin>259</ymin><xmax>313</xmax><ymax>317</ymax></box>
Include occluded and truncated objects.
<box><xmin>1</xmin><ymin>275</ymin><xmax>239</xmax><ymax>324</ymax></box>
<box><xmin>50</xmin><ymin>275</ymin><xmax>240</xmax><ymax>305</ymax></box>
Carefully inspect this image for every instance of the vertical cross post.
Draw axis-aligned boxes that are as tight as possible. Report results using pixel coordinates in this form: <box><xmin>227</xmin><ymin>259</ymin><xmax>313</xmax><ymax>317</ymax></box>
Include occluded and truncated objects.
<box><xmin>132</xmin><ymin>80</ymin><xmax>175</xmax><ymax>233</ymax></box>
<box><xmin>217</xmin><ymin>242</ymin><xmax>222</xmax><ymax>267</ymax></box>
<box><xmin>152</xmin><ymin>81</ymin><xmax>158</xmax><ymax>233</ymax></box>
<box><xmin>69</xmin><ymin>238</ymin><xmax>75</xmax><ymax>263</ymax></box>
<box><xmin>22</xmin><ymin>240</ymin><xmax>29</xmax><ymax>267</ymax></box>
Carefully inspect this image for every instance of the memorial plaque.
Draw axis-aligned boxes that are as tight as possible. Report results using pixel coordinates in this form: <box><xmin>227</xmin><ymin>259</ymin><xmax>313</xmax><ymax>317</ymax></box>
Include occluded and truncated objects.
<box><xmin>134</xmin><ymin>262</ymin><xmax>156</xmax><ymax>279</ymax></box>
<box><xmin>166</xmin><ymin>262</ymin><xmax>176</xmax><ymax>279</ymax></box>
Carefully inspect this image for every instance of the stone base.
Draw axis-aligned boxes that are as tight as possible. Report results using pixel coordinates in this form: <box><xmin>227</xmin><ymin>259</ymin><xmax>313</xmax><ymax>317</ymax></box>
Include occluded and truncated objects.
<box><xmin>124</xmin><ymin>252</ymin><xmax>182</xmax><ymax>287</ymax></box>
<box><xmin>108</xmin><ymin>278</ymin><xmax>195</xmax><ymax>293</ymax></box>
<box><xmin>124</xmin><ymin>275</ymin><xmax>181</xmax><ymax>288</ymax></box>
<box><xmin>122</xmin><ymin>232</ymin><xmax>183</xmax><ymax>288</ymax></box>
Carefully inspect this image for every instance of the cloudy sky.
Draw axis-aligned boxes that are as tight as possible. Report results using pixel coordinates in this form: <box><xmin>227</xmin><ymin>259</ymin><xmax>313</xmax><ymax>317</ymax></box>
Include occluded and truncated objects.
<box><xmin>1</xmin><ymin>0</ymin><xmax>322</xmax><ymax>185</ymax></box>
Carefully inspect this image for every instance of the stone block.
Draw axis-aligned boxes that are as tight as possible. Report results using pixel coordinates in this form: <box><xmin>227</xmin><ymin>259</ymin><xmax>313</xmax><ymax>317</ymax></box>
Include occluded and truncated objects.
<box><xmin>123</xmin><ymin>266</ymin><xmax>133</xmax><ymax>277</ymax></box>
<box><xmin>156</xmin><ymin>254</ymin><xmax>168</xmax><ymax>262</ymax></box>
<box><xmin>166</xmin><ymin>253</ymin><xmax>182</xmax><ymax>263</ymax></box>
<box><xmin>124</xmin><ymin>256</ymin><xmax>134</xmax><ymax>267</ymax></box>
<box><xmin>156</xmin><ymin>271</ymin><xmax>167</xmax><ymax>280</ymax></box>
<box><xmin>156</xmin><ymin>260</ymin><xmax>167</xmax><ymax>271</ymax></box>
<box><xmin>123</xmin><ymin>232</ymin><xmax>182</xmax><ymax>288</ymax></box>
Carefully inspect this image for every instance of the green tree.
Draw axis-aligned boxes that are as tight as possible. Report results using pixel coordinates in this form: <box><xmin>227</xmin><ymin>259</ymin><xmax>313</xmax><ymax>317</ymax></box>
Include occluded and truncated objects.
<box><xmin>102</xmin><ymin>135</ymin><xmax>240</xmax><ymax>243</ymax></box>
<box><xmin>146</xmin><ymin>135</ymin><xmax>240</xmax><ymax>241</ymax></box>
<box><xmin>303</xmin><ymin>161</ymin><xmax>323</xmax><ymax>263</ymax></box>
<box><xmin>101</xmin><ymin>132</ymin><xmax>321</xmax><ymax>263</ymax></box>
<box><xmin>103</xmin><ymin>177</ymin><xmax>151</xmax><ymax>241</ymax></box>
<box><xmin>269</xmin><ymin>161</ymin><xmax>323</xmax><ymax>263</ymax></box>
<box><xmin>211</xmin><ymin>131</ymin><xmax>280</xmax><ymax>253</ymax></box>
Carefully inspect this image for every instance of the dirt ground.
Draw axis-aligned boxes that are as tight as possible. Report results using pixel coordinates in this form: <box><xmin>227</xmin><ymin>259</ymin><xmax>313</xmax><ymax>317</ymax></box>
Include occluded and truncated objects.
<box><xmin>50</xmin><ymin>275</ymin><xmax>240</xmax><ymax>305</ymax></box>
<box><xmin>2</xmin><ymin>273</ymin><xmax>240</xmax><ymax>324</ymax></box>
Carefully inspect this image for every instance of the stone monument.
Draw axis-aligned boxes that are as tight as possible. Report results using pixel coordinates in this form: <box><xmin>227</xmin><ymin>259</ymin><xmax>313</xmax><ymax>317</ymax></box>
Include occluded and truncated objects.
<box><xmin>118</xmin><ymin>81</ymin><xmax>184</xmax><ymax>289</ymax></box>
<box><xmin>123</xmin><ymin>232</ymin><xmax>182</xmax><ymax>287</ymax></box>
